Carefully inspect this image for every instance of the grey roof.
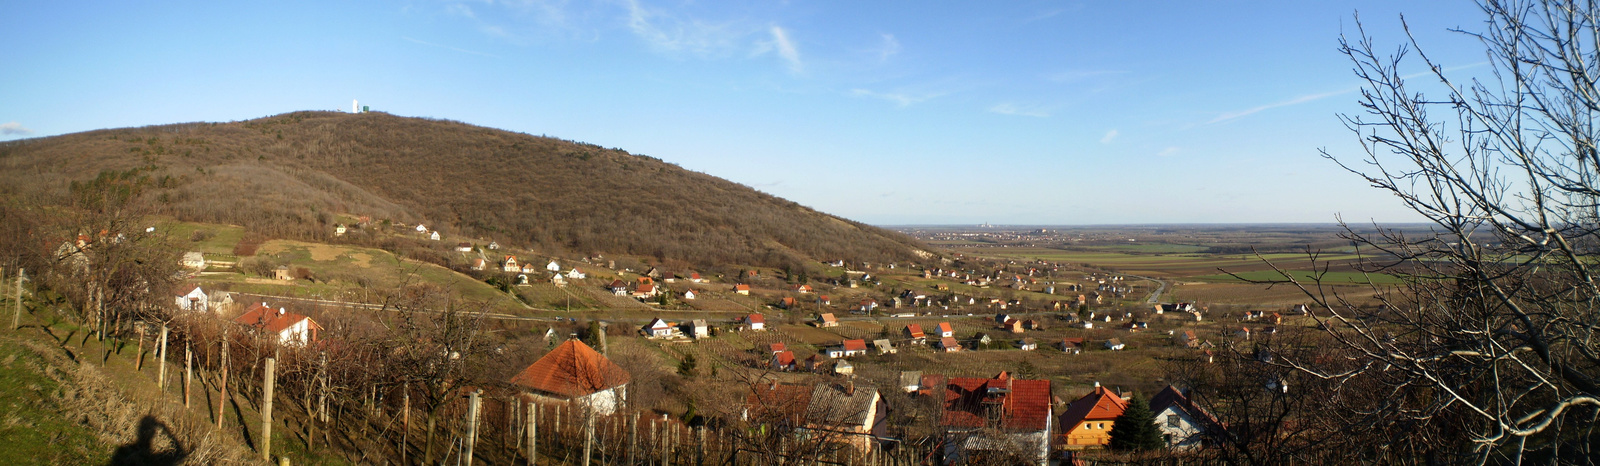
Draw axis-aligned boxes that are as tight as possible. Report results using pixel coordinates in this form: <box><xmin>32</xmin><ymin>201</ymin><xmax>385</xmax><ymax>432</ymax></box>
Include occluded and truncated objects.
<box><xmin>807</xmin><ymin>383</ymin><xmax>879</xmax><ymax>426</ymax></box>
<box><xmin>900</xmin><ymin>371</ymin><xmax>922</xmax><ymax>387</ymax></box>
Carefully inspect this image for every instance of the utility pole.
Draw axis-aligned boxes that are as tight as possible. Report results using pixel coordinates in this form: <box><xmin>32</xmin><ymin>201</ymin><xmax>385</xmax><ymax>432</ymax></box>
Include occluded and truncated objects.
<box><xmin>157</xmin><ymin>324</ymin><xmax>170</xmax><ymax>390</ymax></box>
<box><xmin>217</xmin><ymin>332</ymin><xmax>229</xmax><ymax>428</ymax></box>
<box><xmin>465</xmin><ymin>390</ymin><xmax>482</xmax><ymax>466</ymax></box>
<box><xmin>184</xmin><ymin>342</ymin><xmax>192</xmax><ymax>408</ymax></box>
<box><xmin>527</xmin><ymin>402</ymin><xmax>537</xmax><ymax>465</ymax></box>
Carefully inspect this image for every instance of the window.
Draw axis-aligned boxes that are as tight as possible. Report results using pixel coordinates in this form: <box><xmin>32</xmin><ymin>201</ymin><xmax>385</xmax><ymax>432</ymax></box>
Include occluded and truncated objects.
<box><xmin>1168</xmin><ymin>414</ymin><xmax>1181</xmax><ymax>427</ymax></box>
<box><xmin>1098</xmin><ymin>422</ymin><xmax>1105</xmax><ymax>429</ymax></box>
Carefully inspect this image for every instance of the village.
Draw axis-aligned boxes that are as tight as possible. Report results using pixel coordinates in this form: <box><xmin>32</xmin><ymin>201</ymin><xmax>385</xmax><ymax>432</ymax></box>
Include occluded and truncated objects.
<box><xmin>136</xmin><ymin>218</ymin><xmax>1328</xmax><ymax>465</ymax></box>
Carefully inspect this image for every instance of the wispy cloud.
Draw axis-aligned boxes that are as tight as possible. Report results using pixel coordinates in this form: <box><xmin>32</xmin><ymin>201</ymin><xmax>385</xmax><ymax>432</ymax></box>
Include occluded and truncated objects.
<box><xmin>403</xmin><ymin>36</ymin><xmax>499</xmax><ymax>58</ymax></box>
<box><xmin>0</xmin><ymin>122</ymin><xmax>33</xmax><ymax>136</ymax></box>
<box><xmin>988</xmin><ymin>102</ymin><xmax>1049</xmax><ymax>118</ymax></box>
<box><xmin>874</xmin><ymin>33</ymin><xmax>900</xmax><ymax>62</ymax></box>
<box><xmin>851</xmin><ymin>88</ymin><xmax>942</xmax><ymax>107</ymax></box>
<box><xmin>1157</xmin><ymin>147</ymin><xmax>1180</xmax><ymax>157</ymax></box>
<box><xmin>624</xmin><ymin>0</ymin><xmax>745</xmax><ymax>57</ymax></box>
<box><xmin>1209</xmin><ymin>89</ymin><xmax>1352</xmax><ymax>124</ymax></box>
<box><xmin>1100</xmin><ymin>129</ymin><xmax>1118</xmax><ymax>144</ymax></box>
<box><xmin>769</xmin><ymin>26</ymin><xmax>802</xmax><ymax>72</ymax></box>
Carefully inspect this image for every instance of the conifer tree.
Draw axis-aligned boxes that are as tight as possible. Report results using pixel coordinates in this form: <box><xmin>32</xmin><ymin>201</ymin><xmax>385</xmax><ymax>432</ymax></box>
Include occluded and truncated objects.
<box><xmin>1108</xmin><ymin>396</ymin><xmax>1164</xmax><ymax>451</ymax></box>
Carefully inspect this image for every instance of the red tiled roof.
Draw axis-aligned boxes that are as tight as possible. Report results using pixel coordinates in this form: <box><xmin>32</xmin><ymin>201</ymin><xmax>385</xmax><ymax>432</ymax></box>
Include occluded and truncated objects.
<box><xmin>769</xmin><ymin>342</ymin><xmax>786</xmax><ymax>353</ymax></box>
<box><xmin>509</xmin><ymin>339</ymin><xmax>631</xmax><ymax>399</ymax></box>
<box><xmin>747</xmin><ymin>314</ymin><xmax>765</xmax><ymax>324</ymax></box>
<box><xmin>940</xmin><ymin>337</ymin><xmax>961</xmax><ymax>349</ymax></box>
<box><xmin>1058</xmin><ymin>386</ymin><xmax>1128</xmax><ymax>430</ymax></box>
<box><xmin>841</xmin><ymin>339</ymin><xmax>867</xmax><ymax>351</ymax></box>
<box><xmin>746</xmin><ymin>382</ymin><xmax>812</xmax><ymax>424</ymax></box>
<box><xmin>940</xmin><ymin>373</ymin><xmax>1053</xmax><ymax>431</ymax></box>
<box><xmin>773</xmin><ymin>350</ymin><xmax>796</xmax><ymax>366</ymax></box>
<box><xmin>233</xmin><ymin>303</ymin><xmax>321</xmax><ymax>335</ymax></box>
<box><xmin>905</xmin><ymin>324</ymin><xmax>925</xmax><ymax>338</ymax></box>
<box><xmin>938</xmin><ymin>322</ymin><xmax>954</xmax><ymax>334</ymax></box>
<box><xmin>820</xmin><ymin>313</ymin><xmax>838</xmax><ymax>323</ymax></box>
<box><xmin>734</xmin><ymin>284</ymin><xmax>750</xmax><ymax>291</ymax></box>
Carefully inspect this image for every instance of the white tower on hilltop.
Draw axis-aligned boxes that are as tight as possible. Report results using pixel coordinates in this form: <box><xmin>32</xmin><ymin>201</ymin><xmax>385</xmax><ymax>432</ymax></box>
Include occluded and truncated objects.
<box><xmin>352</xmin><ymin>99</ymin><xmax>358</xmax><ymax>113</ymax></box>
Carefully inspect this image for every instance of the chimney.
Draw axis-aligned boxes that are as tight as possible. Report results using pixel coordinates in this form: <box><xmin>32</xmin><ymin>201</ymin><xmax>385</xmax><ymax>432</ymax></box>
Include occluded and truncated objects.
<box><xmin>846</xmin><ymin>381</ymin><xmax>855</xmax><ymax>396</ymax></box>
<box><xmin>278</xmin><ymin>307</ymin><xmax>286</xmax><ymax>316</ymax></box>
<box><xmin>1094</xmin><ymin>381</ymin><xmax>1100</xmax><ymax>388</ymax></box>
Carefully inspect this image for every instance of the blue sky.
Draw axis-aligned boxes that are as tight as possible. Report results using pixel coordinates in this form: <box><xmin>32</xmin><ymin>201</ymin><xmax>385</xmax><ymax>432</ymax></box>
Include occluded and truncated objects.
<box><xmin>1</xmin><ymin>1</ymin><xmax>1489</xmax><ymax>225</ymax></box>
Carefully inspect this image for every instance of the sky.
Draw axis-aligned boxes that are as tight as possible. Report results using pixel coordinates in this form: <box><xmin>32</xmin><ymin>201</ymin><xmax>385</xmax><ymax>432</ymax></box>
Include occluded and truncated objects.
<box><xmin>1</xmin><ymin>1</ymin><xmax>1493</xmax><ymax>225</ymax></box>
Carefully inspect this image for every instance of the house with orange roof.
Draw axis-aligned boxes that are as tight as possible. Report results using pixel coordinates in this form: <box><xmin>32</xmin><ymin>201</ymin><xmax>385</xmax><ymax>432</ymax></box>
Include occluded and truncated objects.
<box><xmin>745</xmin><ymin>313</ymin><xmax>766</xmax><ymax>331</ymax></box>
<box><xmin>826</xmin><ymin>339</ymin><xmax>868</xmax><ymax>358</ymax></box>
<box><xmin>938</xmin><ymin>337</ymin><xmax>963</xmax><ymax>352</ymax></box>
<box><xmin>733</xmin><ymin>284</ymin><xmax>751</xmax><ymax>295</ymax></box>
<box><xmin>1058</xmin><ymin>384</ymin><xmax>1130</xmax><ymax>448</ymax></box>
<box><xmin>816</xmin><ymin>313</ymin><xmax>839</xmax><ymax>328</ymax></box>
<box><xmin>771</xmin><ymin>350</ymin><xmax>797</xmax><ymax>371</ymax></box>
<box><xmin>501</xmin><ymin>256</ymin><xmax>520</xmax><ymax>273</ymax></box>
<box><xmin>233</xmin><ymin>303</ymin><xmax>323</xmax><ymax>346</ymax></box>
<box><xmin>903</xmin><ymin>324</ymin><xmax>927</xmax><ymax>343</ymax></box>
<box><xmin>768</xmin><ymin>342</ymin><xmax>786</xmax><ymax>354</ymax></box>
<box><xmin>937</xmin><ymin>322</ymin><xmax>955</xmax><ymax>338</ymax></box>
<box><xmin>940</xmin><ymin>372</ymin><xmax>1053</xmax><ymax>465</ymax></box>
<box><xmin>791</xmin><ymin>284</ymin><xmax>813</xmax><ymax>293</ymax></box>
<box><xmin>509</xmin><ymin>339</ymin><xmax>631</xmax><ymax>415</ymax></box>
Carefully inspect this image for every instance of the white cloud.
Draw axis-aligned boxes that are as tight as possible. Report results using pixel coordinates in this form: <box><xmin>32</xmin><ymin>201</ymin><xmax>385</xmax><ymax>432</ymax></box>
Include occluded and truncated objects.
<box><xmin>623</xmin><ymin>0</ymin><xmax>743</xmax><ymax>56</ymax></box>
<box><xmin>875</xmin><ymin>33</ymin><xmax>900</xmax><ymax>62</ymax></box>
<box><xmin>1100</xmin><ymin>129</ymin><xmax>1118</xmax><ymax>144</ymax></box>
<box><xmin>0</xmin><ymin>122</ymin><xmax>33</xmax><ymax>136</ymax></box>
<box><xmin>988</xmin><ymin>102</ymin><xmax>1049</xmax><ymax>118</ymax></box>
<box><xmin>851</xmin><ymin>88</ymin><xmax>940</xmax><ymax>107</ymax></box>
<box><xmin>1157</xmin><ymin>147</ymin><xmax>1180</xmax><ymax>157</ymax></box>
<box><xmin>769</xmin><ymin>26</ymin><xmax>802</xmax><ymax>72</ymax></box>
<box><xmin>1209</xmin><ymin>89</ymin><xmax>1351</xmax><ymax>124</ymax></box>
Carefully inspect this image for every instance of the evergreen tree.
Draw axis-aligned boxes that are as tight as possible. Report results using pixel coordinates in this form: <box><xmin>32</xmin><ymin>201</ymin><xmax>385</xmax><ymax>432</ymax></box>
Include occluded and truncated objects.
<box><xmin>678</xmin><ymin>353</ymin><xmax>698</xmax><ymax>377</ymax></box>
<box><xmin>1108</xmin><ymin>396</ymin><xmax>1164</xmax><ymax>451</ymax></box>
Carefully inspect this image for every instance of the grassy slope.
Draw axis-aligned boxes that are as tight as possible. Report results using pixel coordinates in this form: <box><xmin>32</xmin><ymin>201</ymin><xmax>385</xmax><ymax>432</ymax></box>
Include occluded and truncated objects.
<box><xmin>0</xmin><ymin>334</ymin><xmax>111</xmax><ymax>465</ymax></box>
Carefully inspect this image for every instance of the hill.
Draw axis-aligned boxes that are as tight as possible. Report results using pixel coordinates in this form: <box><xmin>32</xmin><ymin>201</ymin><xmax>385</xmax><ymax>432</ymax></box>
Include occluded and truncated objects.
<box><xmin>0</xmin><ymin>111</ymin><xmax>929</xmax><ymax>269</ymax></box>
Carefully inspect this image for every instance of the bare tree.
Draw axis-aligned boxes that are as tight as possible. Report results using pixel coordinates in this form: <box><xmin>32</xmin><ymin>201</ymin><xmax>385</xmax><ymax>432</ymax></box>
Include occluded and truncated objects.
<box><xmin>1278</xmin><ymin>1</ymin><xmax>1600</xmax><ymax>462</ymax></box>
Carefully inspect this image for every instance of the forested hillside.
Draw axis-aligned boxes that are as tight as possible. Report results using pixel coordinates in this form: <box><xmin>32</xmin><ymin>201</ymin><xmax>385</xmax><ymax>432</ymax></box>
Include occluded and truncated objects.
<box><xmin>0</xmin><ymin>111</ymin><xmax>928</xmax><ymax>268</ymax></box>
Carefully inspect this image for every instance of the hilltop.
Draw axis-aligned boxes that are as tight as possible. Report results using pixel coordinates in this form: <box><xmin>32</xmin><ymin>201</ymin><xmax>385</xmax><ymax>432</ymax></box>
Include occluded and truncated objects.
<box><xmin>0</xmin><ymin>111</ymin><xmax>928</xmax><ymax>269</ymax></box>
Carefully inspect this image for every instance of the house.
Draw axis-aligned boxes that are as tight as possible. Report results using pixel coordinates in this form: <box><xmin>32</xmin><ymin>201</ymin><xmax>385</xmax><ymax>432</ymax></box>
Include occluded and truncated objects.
<box><xmin>609</xmin><ymin>280</ymin><xmax>629</xmax><ymax>296</ymax></box>
<box><xmin>548</xmin><ymin>274</ymin><xmax>564</xmax><ymax>286</ymax></box>
<box><xmin>509</xmin><ymin>339</ymin><xmax>631</xmax><ymax>416</ymax></box>
<box><xmin>900</xmin><ymin>371</ymin><xmax>923</xmax><ymax>393</ymax></box>
<box><xmin>642</xmin><ymin>318</ymin><xmax>676</xmax><ymax>338</ymax></box>
<box><xmin>833</xmin><ymin>339</ymin><xmax>869</xmax><ymax>358</ymax></box>
<box><xmin>792</xmin><ymin>284</ymin><xmax>813</xmax><ymax>293</ymax></box>
<box><xmin>1105</xmin><ymin>338</ymin><xmax>1126</xmax><ymax>351</ymax></box>
<box><xmin>873</xmin><ymin>339</ymin><xmax>896</xmax><ymax>354</ymax></box>
<box><xmin>522</xmin><ymin>264</ymin><xmax>540</xmax><ymax>274</ymax></box>
<box><xmin>904</xmin><ymin>324</ymin><xmax>927</xmax><ymax>343</ymax></box>
<box><xmin>804</xmin><ymin>354</ymin><xmax>831</xmax><ymax>372</ymax></box>
<box><xmin>334</xmin><ymin>224</ymin><xmax>347</xmax><ymax>236</ymax></box>
<box><xmin>819</xmin><ymin>295</ymin><xmax>832</xmax><ymax>306</ymax></box>
<box><xmin>233</xmin><ymin>303</ymin><xmax>323</xmax><ymax>346</ymax></box>
<box><xmin>780</xmin><ymin>297</ymin><xmax>797</xmax><ymax>309</ymax></box>
<box><xmin>858</xmin><ymin>299</ymin><xmax>877</xmax><ymax>313</ymax></box>
<box><xmin>817</xmin><ymin>313</ymin><xmax>839</xmax><ymax>328</ymax></box>
<box><xmin>1022</xmin><ymin>319</ymin><xmax>1043</xmax><ymax>331</ymax></box>
<box><xmin>733</xmin><ymin>284</ymin><xmax>751</xmax><ymax>295</ymax></box>
<box><xmin>502</xmin><ymin>256</ymin><xmax>520</xmax><ymax>273</ymax></box>
<box><xmin>273</xmin><ymin>266</ymin><xmax>294</xmax><ymax>281</ymax></box>
<box><xmin>745</xmin><ymin>313</ymin><xmax>765</xmax><ymax>331</ymax></box>
<box><xmin>682</xmin><ymin>290</ymin><xmax>697</xmax><ymax>300</ymax></box>
<box><xmin>180</xmin><ymin>251</ymin><xmax>206</xmax><ymax>270</ymax></box>
<box><xmin>429</xmin><ymin>231</ymin><xmax>441</xmax><ymax>241</ymax></box>
<box><xmin>631</xmin><ymin>283</ymin><xmax>657</xmax><ymax>299</ymax></box>
<box><xmin>1236</xmin><ymin>327</ymin><xmax>1252</xmax><ymax>340</ymax></box>
<box><xmin>1150</xmin><ymin>385</ymin><xmax>1219</xmax><ymax>450</ymax></box>
<box><xmin>939</xmin><ymin>337</ymin><xmax>963</xmax><ymax>352</ymax></box>
<box><xmin>972</xmin><ymin>333</ymin><xmax>993</xmax><ymax>347</ymax></box>
<box><xmin>547</xmin><ymin>260</ymin><xmax>561</xmax><ymax>272</ymax></box>
<box><xmin>833</xmin><ymin>359</ymin><xmax>854</xmax><ymax>375</ymax></box>
<box><xmin>940</xmin><ymin>372</ymin><xmax>1053</xmax><ymax>465</ymax></box>
<box><xmin>685</xmin><ymin>319</ymin><xmax>709</xmax><ymax>339</ymax></box>
<box><xmin>487</xmin><ymin>241</ymin><xmax>500</xmax><ymax>250</ymax></box>
<box><xmin>803</xmin><ymin>382</ymin><xmax>883</xmax><ymax>454</ymax></box>
<box><xmin>415</xmin><ymin>224</ymin><xmax>428</xmax><ymax>233</ymax></box>
<box><xmin>1002</xmin><ymin>319</ymin><xmax>1025</xmax><ymax>334</ymax></box>
<box><xmin>1058</xmin><ymin>384</ymin><xmax>1130</xmax><ymax>448</ymax></box>
<box><xmin>772</xmin><ymin>351</ymin><xmax>797</xmax><ymax>371</ymax></box>
<box><xmin>937</xmin><ymin>322</ymin><xmax>955</xmax><ymax>338</ymax></box>
<box><xmin>1060</xmin><ymin>337</ymin><xmax>1085</xmax><ymax>354</ymax></box>
<box><xmin>566</xmin><ymin>269</ymin><xmax>587</xmax><ymax>279</ymax></box>
<box><xmin>456</xmin><ymin>242</ymin><xmax>473</xmax><ymax>252</ymax></box>
<box><xmin>1018</xmin><ymin>338</ymin><xmax>1037</xmax><ymax>351</ymax></box>
<box><xmin>470</xmin><ymin>258</ymin><xmax>487</xmax><ymax>271</ymax></box>
<box><xmin>1175</xmin><ymin>330</ymin><xmax>1199</xmax><ymax>348</ymax></box>
<box><xmin>174</xmin><ymin>285</ymin><xmax>209</xmax><ymax>312</ymax></box>
<box><xmin>768</xmin><ymin>342</ymin><xmax>787</xmax><ymax>354</ymax></box>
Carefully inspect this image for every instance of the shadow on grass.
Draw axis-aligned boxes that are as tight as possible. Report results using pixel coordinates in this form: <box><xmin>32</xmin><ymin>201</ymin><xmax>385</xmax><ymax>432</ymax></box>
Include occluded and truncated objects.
<box><xmin>109</xmin><ymin>415</ymin><xmax>186</xmax><ymax>466</ymax></box>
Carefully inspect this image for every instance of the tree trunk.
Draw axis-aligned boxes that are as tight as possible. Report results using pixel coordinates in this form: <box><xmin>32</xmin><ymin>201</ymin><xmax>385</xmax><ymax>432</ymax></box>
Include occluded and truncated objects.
<box><xmin>157</xmin><ymin>324</ymin><xmax>169</xmax><ymax>390</ymax></box>
<box><xmin>184</xmin><ymin>342</ymin><xmax>192</xmax><ymax>408</ymax></box>
<box><xmin>217</xmin><ymin>333</ymin><xmax>229</xmax><ymax>428</ymax></box>
<box><xmin>424</xmin><ymin>411</ymin><xmax>437</xmax><ymax>465</ymax></box>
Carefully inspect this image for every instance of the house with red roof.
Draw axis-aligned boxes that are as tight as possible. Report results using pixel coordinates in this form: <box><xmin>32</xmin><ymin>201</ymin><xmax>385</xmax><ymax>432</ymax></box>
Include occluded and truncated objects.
<box><xmin>771</xmin><ymin>351</ymin><xmax>797</xmax><ymax>371</ymax></box>
<box><xmin>791</xmin><ymin>284</ymin><xmax>813</xmax><ymax>293</ymax></box>
<box><xmin>938</xmin><ymin>337</ymin><xmax>963</xmax><ymax>352</ymax></box>
<box><xmin>826</xmin><ymin>339</ymin><xmax>868</xmax><ymax>358</ymax></box>
<box><xmin>509</xmin><ymin>339</ymin><xmax>631</xmax><ymax>415</ymax></box>
<box><xmin>904</xmin><ymin>324</ymin><xmax>926</xmax><ymax>343</ymax></box>
<box><xmin>733</xmin><ymin>284</ymin><xmax>751</xmax><ymax>295</ymax></box>
<box><xmin>1058</xmin><ymin>384</ymin><xmax>1130</xmax><ymax>448</ymax></box>
<box><xmin>233</xmin><ymin>303</ymin><xmax>323</xmax><ymax>346</ymax></box>
<box><xmin>745</xmin><ymin>313</ymin><xmax>766</xmax><ymax>331</ymax></box>
<box><xmin>816</xmin><ymin>313</ymin><xmax>839</xmax><ymax>328</ymax></box>
<box><xmin>1150</xmin><ymin>385</ymin><xmax>1220</xmax><ymax>450</ymax></box>
<box><xmin>768</xmin><ymin>342</ymin><xmax>786</xmax><ymax>354</ymax></box>
<box><xmin>940</xmin><ymin>372</ymin><xmax>1053</xmax><ymax>465</ymax></box>
<box><xmin>501</xmin><ymin>256</ymin><xmax>520</xmax><ymax>273</ymax></box>
<box><xmin>937</xmin><ymin>322</ymin><xmax>955</xmax><ymax>338</ymax></box>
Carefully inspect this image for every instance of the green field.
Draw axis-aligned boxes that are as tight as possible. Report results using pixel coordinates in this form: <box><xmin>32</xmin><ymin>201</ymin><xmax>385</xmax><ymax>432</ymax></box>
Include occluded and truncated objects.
<box><xmin>977</xmin><ymin>246</ymin><xmax>1367</xmax><ymax>279</ymax></box>
<box><xmin>157</xmin><ymin>219</ymin><xmax>246</xmax><ymax>255</ymax></box>
<box><xmin>1192</xmin><ymin>270</ymin><xmax>1409</xmax><ymax>285</ymax></box>
<box><xmin>223</xmin><ymin>240</ymin><xmax>517</xmax><ymax>305</ymax></box>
